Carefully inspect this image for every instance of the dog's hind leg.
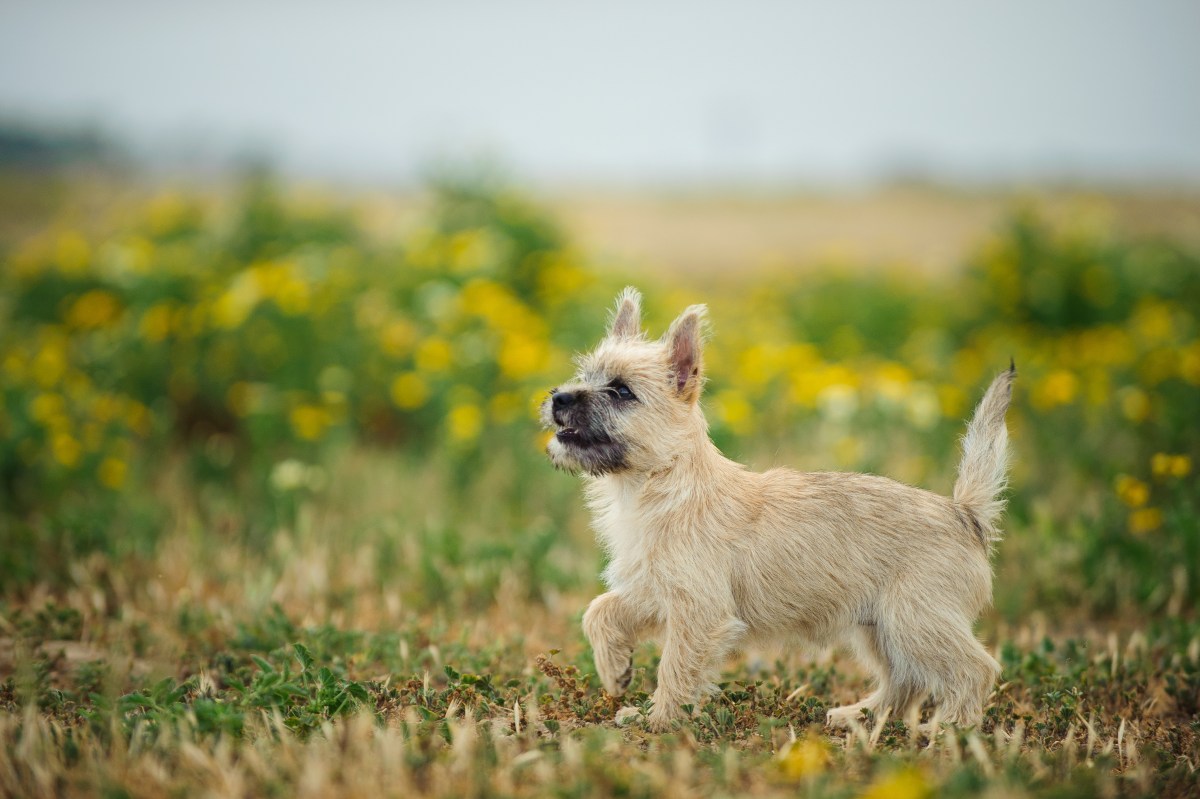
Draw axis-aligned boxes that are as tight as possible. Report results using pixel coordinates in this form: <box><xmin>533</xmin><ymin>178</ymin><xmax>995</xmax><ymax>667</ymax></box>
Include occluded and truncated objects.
<box><xmin>925</xmin><ymin>631</ymin><xmax>998</xmax><ymax>727</ymax></box>
<box><xmin>826</xmin><ymin>626</ymin><xmax>887</xmax><ymax>727</ymax></box>
<box><xmin>827</xmin><ymin>625</ymin><xmax>924</xmax><ymax>728</ymax></box>
<box><xmin>875</xmin><ymin>603</ymin><xmax>999</xmax><ymax>728</ymax></box>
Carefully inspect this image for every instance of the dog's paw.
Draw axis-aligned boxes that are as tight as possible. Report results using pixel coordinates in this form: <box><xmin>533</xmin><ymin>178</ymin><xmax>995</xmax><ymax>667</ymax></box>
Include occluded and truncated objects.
<box><xmin>825</xmin><ymin>704</ymin><xmax>868</xmax><ymax>729</ymax></box>
<box><xmin>596</xmin><ymin>652</ymin><xmax>633</xmax><ymax>697</ymax></box>
<box><xmin>612</xmin><ymin>705</ymin><xmax>681</xmax><ymax>733</ymax></box>
<box><xmin>642</xmin><ymin>692</ymin><xmax>688</xmax><ymax>732</ymax></box>
<box><xmin>645</xmin><ymin>709</ymin><xmax>683</xmax><ymax>733</ymax></box>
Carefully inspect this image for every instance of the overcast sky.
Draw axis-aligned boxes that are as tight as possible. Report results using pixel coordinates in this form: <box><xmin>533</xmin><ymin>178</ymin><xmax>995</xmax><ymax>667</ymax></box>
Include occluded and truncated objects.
<box><xmin>2</xmin><ymin>0</ymin><xmax>1198</xmax><ymax>186</ymax></box>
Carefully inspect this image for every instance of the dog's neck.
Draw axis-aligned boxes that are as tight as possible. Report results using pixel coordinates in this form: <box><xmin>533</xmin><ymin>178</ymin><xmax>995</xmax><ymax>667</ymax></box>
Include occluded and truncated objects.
<box><xmin>586</xmin><ymin>419</ymin><xmax>747</xmax><ymax>579</ymax></box>
<box><xmin>598</xmin><ymin>417</ymin><xmax>743</xmax><ymax>499</ymax></box>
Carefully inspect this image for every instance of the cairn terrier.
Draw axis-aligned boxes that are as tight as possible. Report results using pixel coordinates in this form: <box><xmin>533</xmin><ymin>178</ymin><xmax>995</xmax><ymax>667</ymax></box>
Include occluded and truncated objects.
<box><xmin>542</xmin><ymin>288</ymin><xmax>1014</xmax><ymax>732</ymax></box>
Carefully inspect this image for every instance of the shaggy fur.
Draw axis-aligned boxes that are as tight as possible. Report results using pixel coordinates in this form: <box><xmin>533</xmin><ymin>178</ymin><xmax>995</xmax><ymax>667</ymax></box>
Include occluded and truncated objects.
<box><xmin>541</xmin><ymin>287</ymin><xmax>1015</xmax><ymax>732</ymax></box>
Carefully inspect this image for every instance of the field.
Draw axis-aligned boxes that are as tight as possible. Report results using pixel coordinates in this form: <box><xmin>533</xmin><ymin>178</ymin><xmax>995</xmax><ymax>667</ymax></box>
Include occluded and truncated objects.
<box><xmin>1</xmin><ymin>173</ymin><xmax>1198</xmax><ymax>797</ymax></box>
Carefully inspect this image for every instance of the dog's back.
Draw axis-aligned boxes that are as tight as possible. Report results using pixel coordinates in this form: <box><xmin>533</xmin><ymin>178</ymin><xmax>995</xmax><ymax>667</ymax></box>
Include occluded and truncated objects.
<box><xmin>730</xmin><ymin>468</ymin><xmax>994</xmax><ymax>646</ymax></box>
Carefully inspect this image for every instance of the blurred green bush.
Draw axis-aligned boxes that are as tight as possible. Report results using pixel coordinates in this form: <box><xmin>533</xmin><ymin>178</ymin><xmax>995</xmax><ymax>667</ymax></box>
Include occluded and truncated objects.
<box><xmin>1</xmin><ymin>177</ymin><xmax>1196</xmax><ymax>617</ymax></box>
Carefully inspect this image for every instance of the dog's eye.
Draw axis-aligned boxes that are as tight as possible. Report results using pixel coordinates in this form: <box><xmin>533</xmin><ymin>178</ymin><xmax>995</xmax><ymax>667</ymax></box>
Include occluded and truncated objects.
<box><xmin>607</xmin><ymin>381</ymin><xmax>636</xmax><ymax>401</ymax></box>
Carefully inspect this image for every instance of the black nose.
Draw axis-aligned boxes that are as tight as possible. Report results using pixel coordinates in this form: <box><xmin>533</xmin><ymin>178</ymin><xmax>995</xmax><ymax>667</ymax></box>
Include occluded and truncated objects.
<box><xmin>552</xmin><ymin>391</ymin><xmax>577</xmax><ymax>410</ymax></box>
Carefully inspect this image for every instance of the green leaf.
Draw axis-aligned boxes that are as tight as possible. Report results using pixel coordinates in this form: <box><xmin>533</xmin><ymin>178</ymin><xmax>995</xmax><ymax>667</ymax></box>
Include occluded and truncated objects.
<box><xmin>293</xmin><ymin>643</ymin><xmax>314</xmax><ymax>670</ymax></box>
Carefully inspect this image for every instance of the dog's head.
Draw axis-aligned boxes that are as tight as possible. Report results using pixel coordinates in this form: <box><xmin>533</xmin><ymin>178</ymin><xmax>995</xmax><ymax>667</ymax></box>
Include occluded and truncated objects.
<box><xmin>541</xmin><ymin>287</ymin><xmax>708</xmax><ymax>476</ymax></box>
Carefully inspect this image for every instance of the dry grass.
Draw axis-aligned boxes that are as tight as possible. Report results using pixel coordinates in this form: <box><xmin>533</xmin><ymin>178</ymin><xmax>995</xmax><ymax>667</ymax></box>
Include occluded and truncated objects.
<box><xmin>2</xmin><ymin>451</ymin><xmax>1198</xmax><ymax>799</ymax></box>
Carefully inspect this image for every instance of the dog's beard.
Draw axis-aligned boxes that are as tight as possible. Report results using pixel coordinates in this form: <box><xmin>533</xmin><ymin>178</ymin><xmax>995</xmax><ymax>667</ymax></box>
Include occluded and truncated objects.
<box><xmin>547</xmin><ymin>428</ymin><xmax>628</xmax><ymax>475</ymax></box>
<box><xmin>542</xmin><ymin>399</ymin><xmax>628</xmax><ymax>475</ymax></box>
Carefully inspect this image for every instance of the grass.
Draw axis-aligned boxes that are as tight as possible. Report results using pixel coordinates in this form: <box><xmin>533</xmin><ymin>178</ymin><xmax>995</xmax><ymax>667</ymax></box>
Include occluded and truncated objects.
<box><xmin>2</xmin><ymin>449</ymin><xmax>1198</xmax><ymax>798</ymax></box>
<box><xmin>1</xmin><ymin>173</ymin><xmax>1198</xmax><ymax>797</ymax></box>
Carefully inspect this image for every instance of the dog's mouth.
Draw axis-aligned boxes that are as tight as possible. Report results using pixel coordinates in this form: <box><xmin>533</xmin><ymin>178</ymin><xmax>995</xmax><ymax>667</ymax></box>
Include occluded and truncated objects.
<box><xmin>555</xmin><ymin>425</ymin><xmax>609</xmax><ymax>448</ymax></box>
<box><xmin>546</xmin><ymin>417</ymin><xmax>627</xmax><ymax>474</ymax></box>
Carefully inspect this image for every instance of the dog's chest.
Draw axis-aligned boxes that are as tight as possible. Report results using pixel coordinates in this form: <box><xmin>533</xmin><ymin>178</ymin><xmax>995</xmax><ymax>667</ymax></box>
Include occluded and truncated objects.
<box><xmin>590</xmin><ymin>482</ymin><xmax>674</xmax><ymax>596</ymax></box>
<box><xmin>588</xmin><ymin>479</ymin><xmax>700</xmax><ymax>604</ymax></box>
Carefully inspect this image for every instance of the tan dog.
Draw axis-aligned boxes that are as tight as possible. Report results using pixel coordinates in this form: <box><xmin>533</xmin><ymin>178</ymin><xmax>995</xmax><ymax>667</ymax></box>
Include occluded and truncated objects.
<box><xmin>542</xmin><ymin>287</ymin><xmax>1014</xmax><ymax>732</ymax></box>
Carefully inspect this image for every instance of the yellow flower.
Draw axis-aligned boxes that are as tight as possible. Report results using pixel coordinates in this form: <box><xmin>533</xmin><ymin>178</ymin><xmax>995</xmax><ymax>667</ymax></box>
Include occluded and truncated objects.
<box><xmin>777</xmin><ymin>733</ymin><xmax>828</xmax><ymax>779</ymax></box>
<box><xmin>1032</xmin><ymin>369</ymin><xmax>1078</xmax><ymax>410</ymax></box>
<box><xmin>32</xmin><ymin>342</ymin><xmax>68</xmax><ymax>388</ymax></box>
<box><xmin>126</xmin><ymin>401</ymin><xmax>152</xmax><ymax>436</ymax></box>
<box><xmin>489</xmin><ymin>391</ymin><xmax>523</xmax><ymax>424</ymax></box>
<box><xmin>460</xmin><ymin>278</ymin><xmax>546</xmax><ymax>337</ymax></box>
<box><xmin>860</xmin><ymin>767</ymin><xmax>931</xmax><ymax>799</ymax></box>
<box><xmin>415</xmin><ymin>337</ymin><xmax>453</xmax><ymax>372</ymax></box>
<box><xmin>119</xmin><ymin>235</ymin><xmax>154</xmax><ymax>273</ymax></box>
<box><xmin>139</xmin><ymin>303</ymin><xmax>174</xmax><ymax>343</ymax></box>
<box><xmin>289</xmin><ymin>404</ymin><xmax>331</xmax><ymax>441</ymax></box>
<box><xmin>270</xmin><ymin>459</ymin><xmax>308</xmax><ymax>492</ymax></box>
<box><xmin>212</xmin><ymin>272</ymin><xmax>260</xmax><ymax>329</ymax></box>
<box><xmin>52</xmin><ymin>432</ymin><xmax>82</xmax><ymax>468</ymax></box>
<box><xmin>65</xmin><ymin>290</ymin><xmax>122</xmax><ymax>329</ymax></box>
<box><xmin>1151</xmin><ymin>453</ymin><xmax>1192</xmax><ymax>479</ymax></box>
<box><xmin>98</xmin><ymin>457</ymin><xmax>128</xmax><ymax>489</ymax></box>
<box><xmin>904</xmin><ymin>384</ymin><xmax>941</xmax><ymax>430</ymax></box>
<box><xmin>30</xmin><ymin>393</ymin><xmax>66</xmax><ymax>425</ymax></box>
<box><xmin>818</xmin><ymin>384</ymin><xmax>860</xmax><ymax>422</ymax></box>
<box><xmin>737</xmin><ymin>344</ymin><xmax>780</xmax><ymax>389</ymax></box>
<box><xmin>788</xmin><ymin>364</ymin><xmax>857</xmax><ymax>408</ymax></box>
<box><xmin>1180</xmin><ymin>341</ymin><xmax>1200</xmax><ymax>385</ymax></box>
<box><xmin>404</xmin><ymin>227</ymin><xmax>445</xmax><ymax>270</ymax></box>
<box><xmin>446</xmin><ymin>403</ymin><xmax>483</xmax><ymax>443</ymax></box>
<box><xmin>390</xmin><ymin>373</ymin><xmax>430</xmax><ymax>410</ymax></box>
<box><xmin>226</xmin><ymin>383</ymin><xmax>252</xmax><ymax>416</ymax></box>
<box><xmin>536</xmin><ymin>254</ymin><xmax>590</xmax><ymax>301</ymax></box>
<box><xmin>1128</xmin><ymin>507</ymin><xmax>1163</xmax><ymax>535</ymax></box>
<box><xmin>379</xmin><ymin>319</ymin><xmax>417</xmax><ymax>357</ymax></box>
<box><xmin>713</xmin><ymin>389</ymin><xmax>754</xmax><ymax>436</ymax></box>
<box><xmin>274</xmin><ymin>275</ymin><xmax>311</xmax><ymax>315</ymax></box>
<box><xmin>1114</xmin><ymin>475</ymin><xmax>1149</xmax><ymax>508</ymax></box>
<box><xmin>873</xmin><ymin>362</ymin><xmax>914</xmax><ymax>404</ymax></box>
<box><xmin>1130</xmin><ymin>299</ymin><xmax>1175</xmax><ymax>344</ymax></box>
<box><xmin>146</xmin><ymin>192</ymin><xmax>188</xmax><ymax>235</ymax></box>
<box><xmin>499</xmin><ymin>332</ymin><xmax>549</xmax><ymax>380</ymax></box>
<box><xmin>55</xmin><ymin>230</ymin><xmax>91</xmax><ymax>274</ymax></box>
<box><xmin>1118</xmin><ymin>387</ymin><xmax>1150</xmax><ymax>423</ymax></box>
<box><xmin>937</xmin><ymin>384</ymin><xmax>967</xmax><ymax>419</ymax></box>
<box><xmin>447</xmin><ymin>228</ymin><xmax>497</xmax><ymax>273</ymax></box>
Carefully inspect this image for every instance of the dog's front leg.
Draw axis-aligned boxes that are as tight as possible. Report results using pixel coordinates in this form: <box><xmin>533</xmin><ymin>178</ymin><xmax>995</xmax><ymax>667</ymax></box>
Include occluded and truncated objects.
<box><xmin>583</xmin><ymin>592</ymin><xmax>653</xmax><ymax>697</ymax></box>
<box><xmin>647</xmin><ymin>605</ymin><xmax>747</xmax><ymax>732</ymax></box>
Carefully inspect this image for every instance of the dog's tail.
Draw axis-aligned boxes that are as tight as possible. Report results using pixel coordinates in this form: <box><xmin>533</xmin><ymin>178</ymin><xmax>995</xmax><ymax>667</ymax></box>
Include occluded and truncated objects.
<box><xmin>953</xmin><ymin>361</ymin><xmax>1016</xmax><ymax>545</ymax></box>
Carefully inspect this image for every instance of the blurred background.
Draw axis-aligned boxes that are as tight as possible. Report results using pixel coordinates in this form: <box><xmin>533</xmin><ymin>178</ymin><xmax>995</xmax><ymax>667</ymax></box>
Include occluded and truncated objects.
<box><xmin>4</xmin><ymin>1</ymin><xmax>1200</xmax><ymax>186</ymax></box>
<box><xmin>4</xmin><ymin>6</ymin><xmax>1200</xmax><ymax>795</ymax></box>
<box><xmin>1</xmin><ymin>0</ymin><xmax>1198</xmax><ymax>622</ymax></box>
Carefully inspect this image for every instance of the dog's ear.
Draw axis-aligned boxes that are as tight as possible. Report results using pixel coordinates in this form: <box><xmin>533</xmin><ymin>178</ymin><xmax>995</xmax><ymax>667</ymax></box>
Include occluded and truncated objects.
<box><xmin>665</xmin><ymin>304</ymin><xmax>706</xmax><ymax>402</ymax></box>
<box><xmin>608</xmin><ymin>286</ymin><xmax>642</xmax><ymax>340</ymax></box>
